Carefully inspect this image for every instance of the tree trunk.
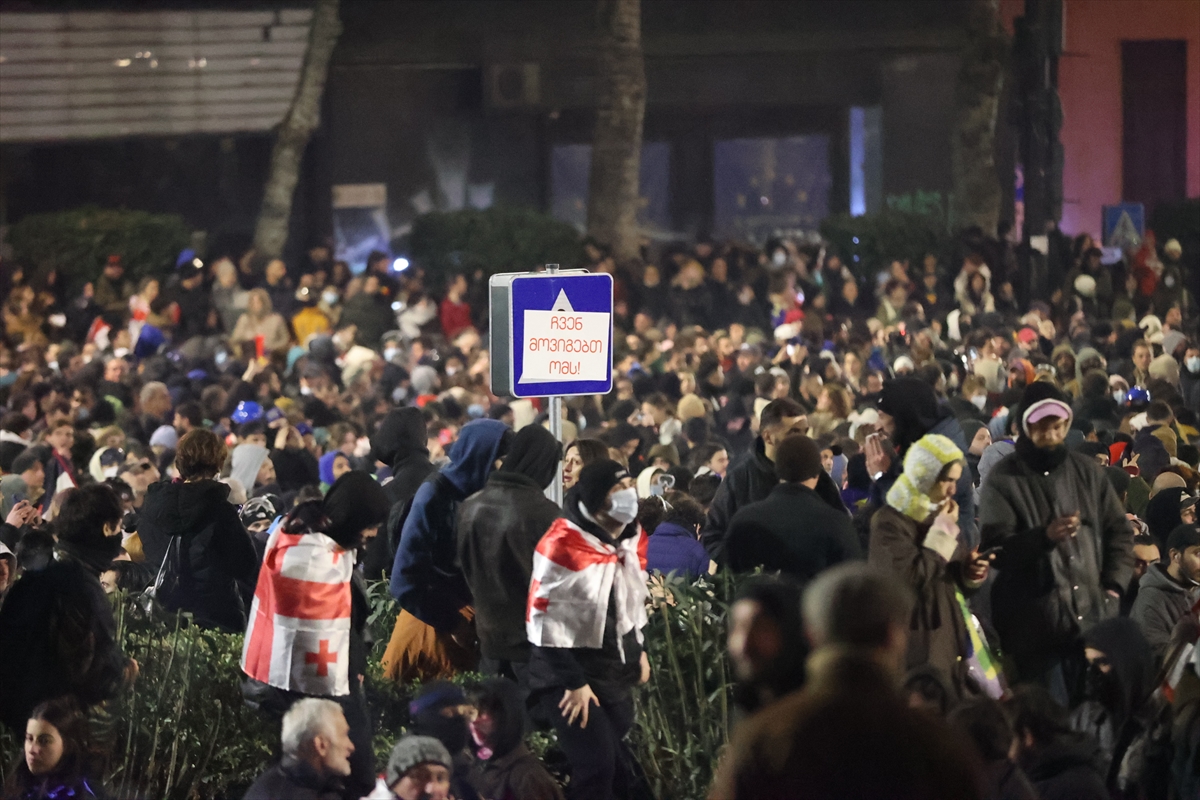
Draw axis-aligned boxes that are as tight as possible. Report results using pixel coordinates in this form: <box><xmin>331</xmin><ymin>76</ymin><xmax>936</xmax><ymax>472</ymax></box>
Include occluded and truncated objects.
<box><xmin>950</xmin><ymin>0</ymin><xmax>1009</xmax><ymax>235</ymax></box>
<box><xmin>252</xmin><ymin>0</ymin><xmax>341</xmax><ymax>260</ymax></box>
<box><xmin>586</xmin><ymin>0</ymin><xmax>646</xmax><ymax>262</ymax></box>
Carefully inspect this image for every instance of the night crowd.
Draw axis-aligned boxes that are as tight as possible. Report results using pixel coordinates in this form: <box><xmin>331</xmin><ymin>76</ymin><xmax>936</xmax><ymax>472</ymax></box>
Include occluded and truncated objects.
<box><xmin>0</xmin><ymin>225</ymin><xmax>1196</xmax><ymax>800</ymax></box>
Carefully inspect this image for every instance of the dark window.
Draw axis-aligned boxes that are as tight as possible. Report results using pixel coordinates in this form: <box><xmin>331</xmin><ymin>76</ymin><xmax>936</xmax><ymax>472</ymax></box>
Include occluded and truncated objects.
<box><xmin>1122</xmin><ymin>40</ymin><xmax>1187</xmax><ymax>209</ymax></box>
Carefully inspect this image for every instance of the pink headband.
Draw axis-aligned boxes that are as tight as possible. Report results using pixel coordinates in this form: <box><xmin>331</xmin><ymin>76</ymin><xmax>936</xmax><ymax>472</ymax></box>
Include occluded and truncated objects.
<box><xmin>1022</xmin><ymin>398</ymin><xmax>1073</xmax><ymax>430</ymax></box>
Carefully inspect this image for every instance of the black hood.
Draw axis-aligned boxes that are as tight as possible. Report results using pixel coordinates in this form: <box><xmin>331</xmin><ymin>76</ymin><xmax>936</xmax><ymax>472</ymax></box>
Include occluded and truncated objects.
<box><xmin>370</xmin><ymin>407</ymin><xmax>428</xmax><ymax>467</ymax></box>
<box><xmin>1082</xmin><ymin>617</ymin><xmax>1155</xmax><ymax>721</ymax></box>
<box><xmin>471</xmin><ymin>678</ymin><xmax>526</xmax><ymax>760</ymax></box>
<box><xmin>140</xmin><ymin>479</ymin><xmax>232</xmax><ymax>537</ymax></box>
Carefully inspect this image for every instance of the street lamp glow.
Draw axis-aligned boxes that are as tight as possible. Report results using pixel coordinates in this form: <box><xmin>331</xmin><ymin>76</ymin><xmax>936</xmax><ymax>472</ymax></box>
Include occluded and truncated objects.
<box><xmin>392</xmin><ymin>257</ymin><xmax>410</xmax><ymax>272</ymax></box>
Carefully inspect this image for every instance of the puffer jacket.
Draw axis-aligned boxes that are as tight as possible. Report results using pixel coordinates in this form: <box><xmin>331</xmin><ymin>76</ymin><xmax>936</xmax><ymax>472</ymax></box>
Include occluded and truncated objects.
<box><xmin>979</xmin><ymin>450</ymin><xmax>1134</xmax><ymax>673</ymax></box>
<box><xmin>1129</xmin><ymin>562</ymin><xmax>1199</xmax><ymax>663</ymax></box>
<box><xmin>138</xmin><ymin>479</ymin><xmax>260</xmax><ymax>632</ymax></box>
<box><xmin>456</xmin><ymin>471</ymin><xmax>562</xmax><ymax>662</ymax></box>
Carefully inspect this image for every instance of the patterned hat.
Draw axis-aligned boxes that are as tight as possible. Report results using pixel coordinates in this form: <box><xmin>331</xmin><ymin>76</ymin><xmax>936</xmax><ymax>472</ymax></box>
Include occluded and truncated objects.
<box><xmin>886</xmin><ymin>433</ymin><xmax>963</xmax><ymax>521</ymax></box>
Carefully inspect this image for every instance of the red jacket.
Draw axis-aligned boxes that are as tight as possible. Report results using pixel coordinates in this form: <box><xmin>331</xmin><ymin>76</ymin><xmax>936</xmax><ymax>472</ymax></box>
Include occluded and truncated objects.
<box><xmin>439</xmin><ymin>297</ymin><xmax>473</xmax><ymax>339</ymax></box>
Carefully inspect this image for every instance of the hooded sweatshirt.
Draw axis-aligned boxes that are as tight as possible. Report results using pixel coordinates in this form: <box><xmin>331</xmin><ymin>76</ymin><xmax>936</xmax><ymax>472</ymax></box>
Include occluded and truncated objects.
<box><xmin>138</xmin><ymin>479</ymin><xmax>260</xmax><ymax>631</ymax></box>
<box><xmin>362</xmin><ymin>408</ymin><xmax>437</xmax><ymax>579</ymax></box>
<box><xmin>1129</xmin><ymin>561</ymin><xmax>1199</xmax><ymax>661</ymax></box>
<box><xmin>390</xmin><ymin>419</ymin><xmax>510</xmax><ymax>632</ymax></box>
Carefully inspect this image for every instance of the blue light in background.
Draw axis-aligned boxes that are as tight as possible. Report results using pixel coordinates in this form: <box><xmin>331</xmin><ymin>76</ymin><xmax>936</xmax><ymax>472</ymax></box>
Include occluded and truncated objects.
<box><xmin>849</xmin><ymin>107</ymin><xmax>866</xmax><ymax>217</ymax></box>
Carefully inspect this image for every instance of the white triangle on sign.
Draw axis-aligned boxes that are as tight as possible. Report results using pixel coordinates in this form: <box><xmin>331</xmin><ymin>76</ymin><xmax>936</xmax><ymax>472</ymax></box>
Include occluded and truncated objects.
<box><xmin>551</xmin><ymin>289</ymin><xmax>574</xmax><ymax>312</ymax></box>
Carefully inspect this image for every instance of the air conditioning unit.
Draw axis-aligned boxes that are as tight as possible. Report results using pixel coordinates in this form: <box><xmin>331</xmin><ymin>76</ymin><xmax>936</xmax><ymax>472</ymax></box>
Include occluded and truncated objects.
<box><xmin>486</xmin><ymin>63</ymin><xmax>541</xmax><ymax>108</ymax></box>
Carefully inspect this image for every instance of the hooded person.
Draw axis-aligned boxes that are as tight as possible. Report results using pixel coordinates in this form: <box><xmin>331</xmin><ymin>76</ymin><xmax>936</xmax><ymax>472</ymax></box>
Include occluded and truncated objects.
<box><xmin>0</xmin><ymin>484</ymin><xmax>130</xmax><ymax>732</ymax></box>
<box><xmin>467</xmin><ymin>677</ymin><xmax>565</xmax><ymax>800</ymax></box>
<box><xmin>407</xmin><ymin>681</ymin><xmax>481</xmax><ymax>800</ymax></box>
<box><xmin>873</xmin><ymin>377</ymin><xmax>978</xmax><ymax>549</ymax></box>
<box><xmin>1143</xmin><ymin>486</ymin><xmax>1188</xmax><ymax>546</ymax></box>
<box><xmin>1130</xmin><ymin>523</ymin><xmax>1200</xmax><ymax>662</ymax></box>
<box><xmin>361</xmin><ymin>407</ymin><xmax>438</xmax><ymax>579</ymax></box>
<box><xmin>318</xmin><ymin>450</ymin><xmax>351</xmax><ymax>493</ymax></box>
<box><xmin>384</xmin><ymin>419</ymin><xmax>513</xmax><ymax>683</ymax></box>
<box><xmin>1070</xmin><ymin>617</ymin><xmax>1157</xmax><ymax>788</ymax></box>
<box><xmin>727</xmin><ymin>576</ymin><xmax>808</xmax><ymax>722</ymax></box>
<box><xmin>526</xmin><ymin>459</ymin><xmax>650</xmax><ymax>800</ymax></box>
<box><xmin>242</xmin><ymin>469</ymin><xmax>390</xmax><ymax>800</ymax></box>
<box><xmin>870</xmin><ymin>434</ymin><xmax>998</xmax><ymax>700</ymax></box>
<box><xmin>979</xmin><ymin>382</ymin><xmax>1135</xmax><ymax>699</ymax></box>
<box><xmin>137</xmin><ymin>430</ymin><xmax>260</xmax><ymax>632</ymax></box>
<box><xmin>456</xmin><ymin>424</ymin><xmax>562</xmax><ymax>683</ymax></box>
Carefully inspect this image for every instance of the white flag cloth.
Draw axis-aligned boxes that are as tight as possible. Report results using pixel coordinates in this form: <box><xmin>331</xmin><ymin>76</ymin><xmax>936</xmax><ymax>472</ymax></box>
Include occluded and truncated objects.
<box><xmin>241</xmin><ymin>528</ymin><xmax>353</xmax><ymax>696</ymax></box>
<box><xmin>526</xmin><ymin>517</ymin><xmax>649</xmax><ymax>662</ymax></box>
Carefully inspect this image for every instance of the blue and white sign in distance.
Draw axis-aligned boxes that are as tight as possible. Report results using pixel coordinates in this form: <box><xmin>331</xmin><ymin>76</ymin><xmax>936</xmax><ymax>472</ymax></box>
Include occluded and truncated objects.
<box><xmin>509</xmin><ymin>272</ymin><xmax>613</xmax><ymax>398</ymax></box>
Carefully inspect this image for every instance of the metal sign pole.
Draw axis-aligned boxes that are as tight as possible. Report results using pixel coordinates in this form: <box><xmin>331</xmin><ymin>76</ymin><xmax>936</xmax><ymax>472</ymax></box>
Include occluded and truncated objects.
<box><xmin>544</xmin><ymin>263</ymin><xmax>565</xmax><ymax>507</ymax></box>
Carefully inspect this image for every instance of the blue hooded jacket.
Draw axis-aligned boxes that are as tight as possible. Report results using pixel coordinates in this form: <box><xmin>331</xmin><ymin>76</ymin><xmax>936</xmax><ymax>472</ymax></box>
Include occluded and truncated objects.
<box><xmin>389</xmin><ymin>419</ymin><xmax>510</xmax><ymax>631</ymax></box>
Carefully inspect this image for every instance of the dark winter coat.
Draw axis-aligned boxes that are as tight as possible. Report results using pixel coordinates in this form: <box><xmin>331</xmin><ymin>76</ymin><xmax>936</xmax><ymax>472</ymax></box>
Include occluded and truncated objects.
<box><xmin>362</xmin><ymin>408</ymin><xmax>437</xmax><ymax>579</ymax></box>
<box><xmin>726</xmin><ymin>482</ymin><xmax>861</xmax><ymax>581</ymax></box>
<box><xmin>456</xmin><ymin>471</ymin><xmax>562</xmax><ymax>663</ymax></box>
<box><xmin>869</xmin><ymin>504</ymin><xmax>975</xmax><ymax>699</ymax></box>
<box><xmin>701</xmin><ymin>437</ymin><xmax>846</xmax><ymax>565</ymax></box>
<box><xmin>978</xmin><ymin>449</ymin><xmax>1134</xmax><ymax>675</ymax></box>
<box><xmin>0</xmin><ymin>553</ymin><xmax>126</xmax><ymax>732</ymax></box>
<box><xmin>242</xmin><ymin>757</ymin><xmax>344</xmax><ymax>800</ymax></box>
<box><xmin>1018</xmin><ymin>734</ymin><xmax>1108</xmax><ymax>800</ymax></box>
<box><xmin>979</xmin><ymin>760</ymin><xmax>1038</xmax><ymax>800</ymax></box>
<box><xmin>390</xmin><ymin>419</ymin><xmax>509</xmax><ymax>632</ymax></box>
<box><xmin>469</xmin><ymin>744</ymin><xmax>564</xmax><ymax>800</ymax></box>
<box><xmin>709</xmin><ymin>646</ymin><xmax>982</xmax><ymax>800</ymax></box>
<box><xmin>138</xmin><ymin>479</ymin><xmax>260</xmax><ymax>632</ymax></box>
<box><xmin>1129</xmin><ymin>562</ymin><xmax>1198</xmax><ymax>663</ymax></box>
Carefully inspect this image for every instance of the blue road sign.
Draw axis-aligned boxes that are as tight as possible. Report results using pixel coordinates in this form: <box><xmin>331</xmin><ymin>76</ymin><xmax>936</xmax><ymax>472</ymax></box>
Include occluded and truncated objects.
<box><xmin>490</xmin><ymin>271</ymin><xmax>613</xmax><ymax>398</ymax></box>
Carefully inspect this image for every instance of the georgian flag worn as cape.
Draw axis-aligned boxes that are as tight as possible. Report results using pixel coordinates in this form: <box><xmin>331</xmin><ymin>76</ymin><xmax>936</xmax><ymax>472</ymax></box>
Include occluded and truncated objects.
<box><xmin>241</xmin><ymin>528</ymin><xmax>353</xmax><ymax>696</ymax></box>
<box><xmin>526</xmin><ymin>517</ymin><xmax>650</xmax><ymax>662</ymax></box>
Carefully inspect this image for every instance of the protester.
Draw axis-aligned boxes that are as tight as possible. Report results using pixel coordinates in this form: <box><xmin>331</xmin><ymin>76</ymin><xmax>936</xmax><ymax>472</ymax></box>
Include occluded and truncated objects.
<box><xmin>870</xmin><ymin>433</ymin><xmax>995</xmax><ymax>699</ymax></box>
<box><xmin>385</xmin><ymin>418</ymin><xmax>512</xmax><ymax>683</ymax></box>
<box><xmin>466</xmin><ymin>677</ymin><xmax>565</xmax><ymax>800</ymax></box>
<box><xmin>1005</xmin><ymin>685</ymin><xmax>1108</xmax><ymax>800</ymax></box>
<box><xmin>527</xmin><ymin>460</ymin><xmax>651</xmax><ymax>800</ymax></box>
<box><xmin>725</xmin><ymin>575</ymin><xmax>807</xmax><ymax>720</ymax></box>
<box><xmin>243</xmin><ymin>698</ymin><xmax>355</xmax><ymax>800</ymax></box>
<box><xmin>3</xmin><ymin>697</ymin><xmax>109</xmax><ymax>800</ymax></box>
<box><xmin>947</xmin><ymin>697</ymin><xmax>1039</xmax><ymax>800</ymax></box>
<box><xmin>725</xmin><ymin>434</ymin><xmax>861</xmax><ymax>579</ymax></box>
<box><xmin>406</xmin><ymin>681</ymin><xmax>479</xmax><ymax>800</ymax></box>
<box><xmin>137</xmin><ymin>429</ymin><xmax>259</xmax><ymax>631</ymax></box>
<box><xmin>384</xmin><ymin>735</ymin><xmax>454</xmax><ymax>800</ymax></box>
<box><xmin>1130</xmin><ymin>522</ymin><xmax>1200</xmax><ymax>661</ymax></box>
<box><xmin>979</xmin><ymin>383</ymin><xmax>1135</xmax><ymax>700</ymax></box>
<box><xmin>709</xmin><ymin>562</ymin><xmax>981</xmax><ymax>799</ymax></box>
<box><xmin>363</xmin><ymin>407</ymin><xmax>437</xmax><ymax>579</ymax></box>
<box><xmin>644</xmin><ymin>491</ymin><xmax>711</xmax><ymax>579</ymax></box>
<box><xmin>241</xmin><ymin>471</ymin><xmax>391</xmax><ymax>799</ymax></box>
<box><xmin>0</xmin><ymin>485</ymin><xmax>129</xmax><ymax>731</ymax></box>
<box><xmin>457</xmin><ymin>424</ymin><xmax>561</xmax><ymax>684</ymax></box>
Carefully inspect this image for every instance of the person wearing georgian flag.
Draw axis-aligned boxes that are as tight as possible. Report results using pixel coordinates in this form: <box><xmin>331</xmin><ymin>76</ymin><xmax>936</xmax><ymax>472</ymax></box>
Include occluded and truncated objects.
<box><xmin>241</xmin><ymin>470</ymin><xmax>390</xmax><ymax>800</ymax></box>
<box><xmin>526</xmin><ymin>459</ymin><xmax>652</xmax><ymax>800</ymax></box>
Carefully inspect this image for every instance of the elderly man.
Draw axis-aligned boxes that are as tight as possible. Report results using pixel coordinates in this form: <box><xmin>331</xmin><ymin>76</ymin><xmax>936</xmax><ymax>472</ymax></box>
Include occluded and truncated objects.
<box><xmin>243</xmin><ymin>698</ymin><xmax>356</xmax><ymax>800</ymax></box>
<box><xmin>979</xmin><ymin>383</ymin><xmax>1134</xmax><ymax>701</ymax></box>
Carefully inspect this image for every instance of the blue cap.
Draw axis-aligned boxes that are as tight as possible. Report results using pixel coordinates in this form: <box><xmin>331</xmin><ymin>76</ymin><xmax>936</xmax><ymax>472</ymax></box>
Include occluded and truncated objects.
<box><xmin>134</xmin><ymin>325</ymin><xmax>165</xmax><ymax>358</ymax></box>
<box><xmin>1126</xmin><ymin>386</ymin><xmax>1151</xmax><ymax>406</ymax></box>
<box><xmin>187</xmin><ymin>369</ymin><xmax>208</xmax><ymax>381</ymax></box>
<box><xmin>231</xmin><ymin>400</ymin><xmax>263</xmax><ymax>425</ymax></box>
<box><xmin>295</xmin><ymin>422</ymin><xmax>313</xmax><ymax>436</ymax></box>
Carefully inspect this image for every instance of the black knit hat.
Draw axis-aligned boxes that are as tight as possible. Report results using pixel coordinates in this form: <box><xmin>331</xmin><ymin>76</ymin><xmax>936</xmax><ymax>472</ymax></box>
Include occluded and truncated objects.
<box><xmin>775</xmin><ymin>435</ymin><xmax>824</xmax><ymax>483</ymax></box>
<box><xmin>1167</xmin><ymin>523</ymin><xmax>1200</xmax><ymax>553</ymax></box>
<box><xmin>322</xmin><ymin>471</ymin><xmax>390</xmax><ymax>548</ymax></box>
<box><xmin>575</xmin><ymin>459</ymin><xmax>629</xmax><ymax>514</ymax></box>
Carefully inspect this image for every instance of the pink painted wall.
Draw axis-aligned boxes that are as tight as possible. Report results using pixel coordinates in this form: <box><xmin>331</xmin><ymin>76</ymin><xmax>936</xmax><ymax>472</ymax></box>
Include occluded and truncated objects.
<box><xmin>999</xmin><ymin>0</ymin><xmax>1200</xmax><ymax>237</ymax></box>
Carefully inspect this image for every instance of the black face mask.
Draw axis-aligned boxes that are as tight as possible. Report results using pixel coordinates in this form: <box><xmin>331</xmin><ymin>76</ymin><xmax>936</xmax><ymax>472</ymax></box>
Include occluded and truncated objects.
<box><xmin>1083</xmin><ymin>661</ymin><xmax>1120</xmax><ymax>710</ymax></box>
<box><xmin>415</xmin><ymin>713</ymin><xmax>468</xmax><ymax>755</ymax></box>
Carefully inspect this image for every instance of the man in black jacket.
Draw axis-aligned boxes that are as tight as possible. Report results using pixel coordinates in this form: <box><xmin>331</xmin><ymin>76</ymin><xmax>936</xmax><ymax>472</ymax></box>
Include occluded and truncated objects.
<box><xmin>362</xmin><ymin>408</ymin><xmax>438</xmax><ymax>579</ymax></box>
<box><xmin>243</xmin><ymin>698</ymin><xmax>354</xmax><ymax>800</ymax></box>
<box><xmin>456</xmin><ymin>424</ymin><xmax>562</xmax><ymax>685</ymax></box>
<box><xmin>701</xmin><ymin>398</ymin><xmax>845</xmax><ymax>564</ymax></box>
<box><xmin>1130</xmin><ymin>522</ymin><xmax>1200</xmax><ymax>662</ymax></box>
<box><xmin>726</xmin><ymin>435</ymin><xmax>862</xmax><ymax>579</ymax></box>
<box><xmin>979</xmin><ymin>383</ymin><xmax>1134</xmax><ymax>700</ymax></box>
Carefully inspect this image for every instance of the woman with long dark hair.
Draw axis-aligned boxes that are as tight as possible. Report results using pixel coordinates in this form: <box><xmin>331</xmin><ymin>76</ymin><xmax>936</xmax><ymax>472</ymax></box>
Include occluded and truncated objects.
<box><xmin>4</xmin><ymin>697</ymin><xmax>108</xmax><ymax>799</ymax></box>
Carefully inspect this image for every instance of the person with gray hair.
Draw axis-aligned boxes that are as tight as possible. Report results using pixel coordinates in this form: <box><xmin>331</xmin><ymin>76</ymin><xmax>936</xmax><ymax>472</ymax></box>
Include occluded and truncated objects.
<box><xmin>709</xmin><ymin>563</ymin><xmax>981</xmax><ymax>800</ymax></box>
<box><xmin>243</xmin><ymin>697</ymin><xmax>354</xmax><ymax>800</ymax></box>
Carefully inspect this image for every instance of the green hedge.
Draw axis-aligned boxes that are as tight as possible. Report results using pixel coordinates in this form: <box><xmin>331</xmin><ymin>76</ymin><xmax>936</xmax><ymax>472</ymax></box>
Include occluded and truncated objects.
<box><xmin>409</xmin><ymin>206</ymin><xmax>584</xmax><ymax>285</ymax></box>
<box><xmin>5</xmin><ymin>206</ymin><xmax>191</xmax><ymax>289</ymax></box>
<box><xmin>820</xmin><ymin>205</ymin><xmax>952</xmax><ymax>280</ymax></box>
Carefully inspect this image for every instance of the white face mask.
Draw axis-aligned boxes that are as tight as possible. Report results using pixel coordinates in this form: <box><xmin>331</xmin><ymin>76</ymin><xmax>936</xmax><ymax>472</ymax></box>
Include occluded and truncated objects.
<box><xmin>1187</xmin><ymin>356</ymin><xmax>1200</xmax><ymax>374</ymax></box>
<box><xmin>971</xmin><ymin>394</ymin><xmax>987</xmax><ymax>410</ymax></box>
<box><xmin>383</xmin><ymin>347</ymin><xmax>399</xmax><ymax>363</ymax></box>
<box><xmin>321</xmin><ymin>291</ymin><xmax>338</xmax><ymax>305</ymax></box>
<box><xmin>772</xmin><ymin>250</ymin><xmax>787</xmax><ymax>267</ymax></box>
<box><xmin>607</xmin><ymin>487</ymin><xmax>639</xmax><ymax>525</ymax></box>
<box><xmin>1113</xmin><ymin>390</ymin><xmax>1126</xmax><ymax>404</ymax></box>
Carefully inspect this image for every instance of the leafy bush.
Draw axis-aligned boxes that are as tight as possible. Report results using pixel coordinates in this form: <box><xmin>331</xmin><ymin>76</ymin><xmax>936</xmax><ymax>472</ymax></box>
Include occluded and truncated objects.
<box><xmin>633</xmin><ymin>572</ymin><xmax>737</xmax><ymax>800</ymax></box>
<box><xmin>409</xmin><ymin>206</ymin><xmax>584</xmax><ymax>285</ymax></box>
<box><xmin>5</xmin><ymin>206</ymin><xmax>190</xmax><ymax>289</ymax></box>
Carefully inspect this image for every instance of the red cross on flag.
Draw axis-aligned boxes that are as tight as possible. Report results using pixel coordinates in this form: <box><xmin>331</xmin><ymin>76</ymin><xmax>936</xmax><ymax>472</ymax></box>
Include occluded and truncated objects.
<box><xmin>241</xmin><ymin>529</ymin><xmax>353</xmax><ymax>696</ymax></box>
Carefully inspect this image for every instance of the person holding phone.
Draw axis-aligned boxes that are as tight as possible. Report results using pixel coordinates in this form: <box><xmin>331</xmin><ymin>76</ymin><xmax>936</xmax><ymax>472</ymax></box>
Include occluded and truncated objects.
<box><xmin>979</xmin><ymin>383</ymin><xmax>1135</xmax><ymax>703</ymax></box>
<box><xmin>869</xmin><ymin>433</ymin><xmax>998</xmax><ymax>700</ymax></box>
